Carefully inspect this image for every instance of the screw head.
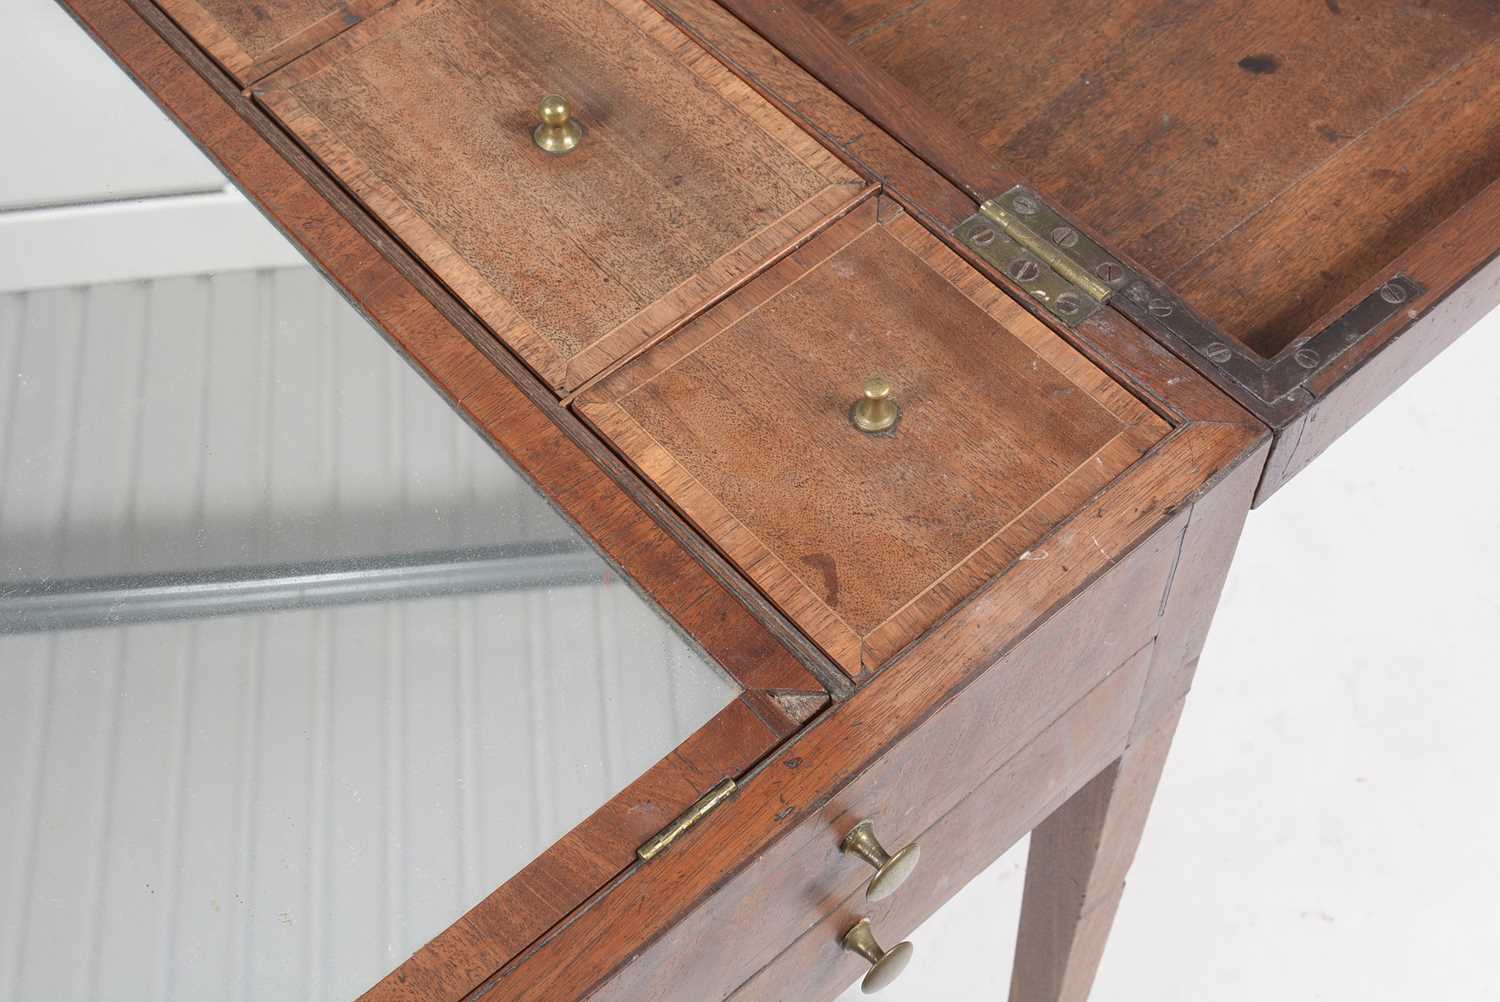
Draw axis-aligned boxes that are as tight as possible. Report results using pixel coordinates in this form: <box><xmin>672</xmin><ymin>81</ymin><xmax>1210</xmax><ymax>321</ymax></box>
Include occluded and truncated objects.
<box><xmin>1294</xmin><ymin>348</ymin><xmax>1320</xmax><ymax>369</ymax></box>
<box><xmin>972</xmin><ymin>226</ymin><xmax>996</xmax><ymax>247</ymax></box>
<box><xmin>1051</xmin><ymin>225</ymin><xmax>1079</xmax><ymax>248</ymax></box>
<box><xmin>1011</xmin><ymin>194</ymin><xmax>1039</xmax><ymax>216</ymax></box>
<box><xmin>1095</xmin><ymin>261</ymin><xmax>1124</xmax><ymax>283</ymax></box>
<box><xmin>1009</xmin><ymin>258</ymin><xmax>1042</xmax><ymax>283</ymax></box>
<box><xmin>1379</xmin><ymin>282</ymin><xmax>1408</xmax><ymax>305</ymax></box>
<box><xmin>1055</xmin><ymin>293</ymin><xmax>1082</xmax><ymax>317</ymax></box>
<box><xmin>1147</xmin><ymin>298</ymin><xmax>1174</xmax><ymax>318</ymax></box>
<box><xmin>1206</xmin><ymin>343</ymin><xmax>1233</xmax><ymax>364</ymax></box>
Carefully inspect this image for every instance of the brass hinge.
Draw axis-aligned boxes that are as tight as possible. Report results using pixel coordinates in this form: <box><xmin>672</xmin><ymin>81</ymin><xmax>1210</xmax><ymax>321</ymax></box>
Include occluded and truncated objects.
<box><xmin>636</xmin><ymin>778</ymin><xmax>736</xmax><ymax>861</ymax></box>
<box><xmin>956</xmin><ymin>185</ymin><xmax>1424</xmax><ymax>409</ymax></box>
<box><xmin>955</xmin><ymin>184</ymin><xmax>1117</xmax><ymax>327</ymax></box>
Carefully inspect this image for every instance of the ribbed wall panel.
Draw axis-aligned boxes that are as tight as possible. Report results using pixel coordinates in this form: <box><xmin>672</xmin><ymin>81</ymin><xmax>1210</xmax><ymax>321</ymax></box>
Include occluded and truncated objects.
<box><xmin>0</xmin><ymin>268</ymin><xmax>739</xmax><ymax>1001</ymax></box>
<box><xmin>0</xmin><ymin>270</ymin><xmax>568</xmax><ymax>582</ymax></box>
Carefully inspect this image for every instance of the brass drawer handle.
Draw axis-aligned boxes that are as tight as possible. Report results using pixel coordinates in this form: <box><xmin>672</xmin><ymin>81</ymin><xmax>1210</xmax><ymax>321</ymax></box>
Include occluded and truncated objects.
<box><xmin>850</xmin><ymin>377</ymin><xmax>899</xmax><ymax>433</ymax></box>
<box><xmin>533</xmin><ymin>94</ymin><xmax>584</xmax><ymax>155</ymax></box>
<box><xmin>841</xmin><ymin>819</ymin><xmax>920</xmax><ymax>902</ymax></box>
<box><xmin>842</xmin><ymin>917</ymin><xmax>914</xmax><ymax>994</ymax></box>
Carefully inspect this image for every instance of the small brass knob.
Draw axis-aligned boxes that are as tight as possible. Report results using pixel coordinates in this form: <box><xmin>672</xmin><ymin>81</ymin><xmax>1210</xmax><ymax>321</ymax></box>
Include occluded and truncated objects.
<box><xmin>841</xmin><ymin>820</ymin><xmax>920</xmax><ymax>902</ymax></box>
<box><xmin>533</xmin><ymin>94</ymin><xmax>583</xmax><ymax>155</ymax></box>
<box><xmin>842</xmin><ymin>918</ymin><xmax>914</xmax><ymax>994</ymax></box>
<box><xmin>850</xmin><ymin>377</ymin><xmax>899</xmax><ymax>433</ymax></box>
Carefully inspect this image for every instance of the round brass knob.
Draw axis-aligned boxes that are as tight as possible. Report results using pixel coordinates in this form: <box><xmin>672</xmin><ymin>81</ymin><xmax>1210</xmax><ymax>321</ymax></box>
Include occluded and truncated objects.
<box><xmin>850</xmin><ymin>377</ymin><xmax>899</xmax><ymax>433</ymax></box>
<box><xmin>842</xmin><ymin>918</ymin><xmax>914</xmax><ymax>994</ymax></box>
<box><xmin>533</xmin><ymin>94</ymin><xmax>584</xmax><ymax>155</ymax></box>
<box><xmin>841</xmin><ymin>820</ymin><xmax>920</xmax><ymax>902</ymax></box>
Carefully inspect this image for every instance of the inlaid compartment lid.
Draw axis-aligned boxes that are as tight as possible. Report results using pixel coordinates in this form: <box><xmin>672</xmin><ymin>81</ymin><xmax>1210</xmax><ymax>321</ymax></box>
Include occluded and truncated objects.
<box><xmin>255</xmin><ymin>0</ymin><xmax>869</xmax><ymax>392</ymax></box>
<box><xmin>157</xmin><ymin>0</ymin><xmax>395</xmax><ymax>85</ymax></box>
<box><xmin>575</xmin><ymin>199</ymin><xmax>1173</xmax><ymax>678</ymax></box>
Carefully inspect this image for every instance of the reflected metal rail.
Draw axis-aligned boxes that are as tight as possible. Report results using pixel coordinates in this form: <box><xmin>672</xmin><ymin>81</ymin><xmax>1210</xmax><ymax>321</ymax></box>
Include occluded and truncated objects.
<box><xmin>0</xmin><ymin>540</ymin><xmax>602</xmax><ymax>633</ymax></box>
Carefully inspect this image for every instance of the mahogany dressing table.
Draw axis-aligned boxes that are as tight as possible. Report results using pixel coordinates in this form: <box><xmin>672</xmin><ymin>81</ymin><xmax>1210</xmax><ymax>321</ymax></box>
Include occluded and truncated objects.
<box><xmin>11</xmin><ymin>0</ymin><xmax>1495</xmax><ymax>998</ymax></box>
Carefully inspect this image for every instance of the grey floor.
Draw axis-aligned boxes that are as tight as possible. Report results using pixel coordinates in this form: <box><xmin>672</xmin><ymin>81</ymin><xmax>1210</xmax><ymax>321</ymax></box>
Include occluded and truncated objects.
<box><xmin>840</xmin><ymin>306</ymin><xmax>1500</xmax><ymax>1001</ymax></box>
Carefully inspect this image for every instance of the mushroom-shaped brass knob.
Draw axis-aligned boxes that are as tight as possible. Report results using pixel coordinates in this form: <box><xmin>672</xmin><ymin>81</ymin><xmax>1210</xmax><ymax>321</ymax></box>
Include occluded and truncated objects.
<box><xmin>533</xmin><ymin>94</ymin><xmax>583</xmax><ymax>155</ymax></box>
<box><xmin>841</xmin><ymin>820</ymin><xmax>920</xmax><ymax>902</ymax></box>
<box><xmin>842</xmin><ymin>918</ymin><xmax>914</xmax><ymax>994</ymax></box>
<box><xmin>850</xmin><ymin>377</ymin><xmax>899</xmax><ymax>433</ymax></box>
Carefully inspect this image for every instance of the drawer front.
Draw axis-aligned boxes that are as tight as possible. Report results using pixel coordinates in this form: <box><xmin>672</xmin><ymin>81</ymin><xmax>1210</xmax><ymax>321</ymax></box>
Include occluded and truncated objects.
<box><xmin>157</xmin><ymin>0</ymin><xmax>392</xmax><ymax>84</ymax></box>
<box><xmin>576</xmin><ymin>199</ymin><xmax>1171</xmax><ymax>677</ymax></box>
<box><xmin>727</xmin><ymin>644</ymin><xmax>1157</xmax><ymax>1001</ymax></box>
<box><xmin>254</xmin><ymin>0</ymin><xmax>868</xmax><ymax>392</ymax></box>
<box><xmin>578</xmin><ymin>512</ymin><xmax>1184</xmax><ymax>1002</ymax></box>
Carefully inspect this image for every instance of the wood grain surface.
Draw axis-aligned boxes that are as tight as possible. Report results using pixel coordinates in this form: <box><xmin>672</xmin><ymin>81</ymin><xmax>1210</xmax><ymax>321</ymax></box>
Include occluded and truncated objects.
<box><xmin>156</xmin><ymin>0</ymin><xmax>392</xmax><ymax>84</ymax></box>
<box><xmin>723</xmin><ymin>0</ymin><xmax>1500</xmax><ymax>501</ymax></box>
<box><xmin>256</xmin><ymin>0</ymin><xmax>870</xmax><ymax>391</ymax></box>
<box><xmin>578</xmin><ymin>198</ymin><xmax>1170</xmax><ymax>677</ymax></box>
<box><xmin>1254</xmin><ymin>180</ymin><xmax>1500</xmax><ymax>501</ymax></box>
<box><xmin>808</xmin><ymin>0</ymin><xmax>1500</xmax><ymax>356</ymax></box>
<box><xmin>1170</xmin><ymin>39</ymin><xmax>1500</xmax><ymax>357</ymax></box>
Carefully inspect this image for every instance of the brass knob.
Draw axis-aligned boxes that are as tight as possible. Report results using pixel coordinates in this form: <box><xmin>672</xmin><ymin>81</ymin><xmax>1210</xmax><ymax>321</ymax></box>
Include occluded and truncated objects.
<box><xmin>850</xmin><ymin>377</ymin><xmax>899</xmax><ymax>433</ymax></box>
<box><xmin>533</xmin><ymin>94</ymin><xmax>584</xmax><ymax>155</ymax></box>
<box><xmin>841</xmin><ymin>820</ymin><xmax>920</xmax><ymax>902</ymax></box>
<box><xmin>842</xmin><ymin>918</ymin><xmax>914</xmax><ymax>994</ymax></box>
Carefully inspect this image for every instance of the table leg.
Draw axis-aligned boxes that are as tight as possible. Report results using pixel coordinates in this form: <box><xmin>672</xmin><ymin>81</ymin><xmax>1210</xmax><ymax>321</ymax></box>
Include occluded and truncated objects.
<box><xmin>1009</xmin><ymin>698</ymin><xmax>1185</xmax><ymax>1002</ymax></box>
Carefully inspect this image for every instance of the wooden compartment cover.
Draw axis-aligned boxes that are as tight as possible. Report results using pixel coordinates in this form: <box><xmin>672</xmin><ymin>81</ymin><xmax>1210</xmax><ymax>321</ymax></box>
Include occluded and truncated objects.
<box><xmin>576</xmin><ymin>200</ymin><xmax>1171</xmax><ymax>677</ymax></box>
<box><xmin>255</xmin><ymin>0</ymin><xmax>869</xmax><ymax>392</ymax></box>
<box><xmin>156</xmin><ymin>0</ymin><xmax>394</xmax><ymax>84</ymax></box>
<box><xmin>801</xmin><ymin>0</ymin><xmax>1500</xmax><ymax>359</ymax></box>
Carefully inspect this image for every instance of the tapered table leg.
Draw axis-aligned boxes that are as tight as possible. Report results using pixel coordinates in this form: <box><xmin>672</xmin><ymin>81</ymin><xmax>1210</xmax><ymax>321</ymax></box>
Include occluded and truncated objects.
<box><xmin>1009</xmin><ymin>699</ymin><xmax>1185</xmax><ymax>1002</ymax></box>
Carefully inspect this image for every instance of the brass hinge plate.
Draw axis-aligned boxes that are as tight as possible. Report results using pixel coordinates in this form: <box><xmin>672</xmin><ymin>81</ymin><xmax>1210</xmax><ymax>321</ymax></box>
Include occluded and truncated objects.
<box><xmin>957</xmin><ymin>185</ymin><xmax>1425</xmax><ymax>410</ymax></box>
<box><xmin>953</xmin><ymin>213</ymin><xmax>1102</xmax><ymax>327</ymax></box>
<box><xmin>637</xmin><ymin>778</ymin><xmax>736</xmax><ymax>861</ymax></box>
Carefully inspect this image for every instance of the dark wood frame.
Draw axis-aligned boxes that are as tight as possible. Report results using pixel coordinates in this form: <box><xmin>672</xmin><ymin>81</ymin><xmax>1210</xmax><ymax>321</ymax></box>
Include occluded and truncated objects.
<box><xmin>712</xmin><ymin>0</ymin><xmax>1500</xmax><ymax>505</ymax></box>
<box><xmin>56</xmin><ymin>0</ymin><xmax>1269</xmax><ymax>999</ymax></box>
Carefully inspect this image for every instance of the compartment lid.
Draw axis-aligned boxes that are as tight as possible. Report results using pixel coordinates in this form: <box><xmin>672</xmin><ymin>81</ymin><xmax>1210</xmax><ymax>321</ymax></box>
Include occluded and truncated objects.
<box><xmin>255</xmin><ymin>0</ymin><xmax>869</xmax><ymax>392</ymax></box>
<box><xmin>576</xmin><ymin>200</ymin><xmax>1171</xmax><ymax>678</ymax></box>
<box><xmin>156</xmin><ymin>0</ymin><xmax>394</xmax><ymax>84</ymax></box>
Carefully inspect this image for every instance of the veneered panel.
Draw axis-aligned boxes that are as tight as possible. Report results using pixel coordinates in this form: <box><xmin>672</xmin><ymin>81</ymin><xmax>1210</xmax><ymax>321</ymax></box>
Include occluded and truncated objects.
<box><xmin>157</xmin><ymin>0</ymin><xmax>393</xmax><ymax>84</ymax></box>
<box><xmin>257</xmin><ymin>0</ymin><xmax>868</xmax><ymax>391</ymax></box>
<box><xmin>811</xmin><ymin>0</ymin><xmax>1500</xmax><ymax>356</ymax></box>
<box><xmin>578</xmin><ymin>200</ymin><xmax>1170</xmax><ymax>676</ymax></box>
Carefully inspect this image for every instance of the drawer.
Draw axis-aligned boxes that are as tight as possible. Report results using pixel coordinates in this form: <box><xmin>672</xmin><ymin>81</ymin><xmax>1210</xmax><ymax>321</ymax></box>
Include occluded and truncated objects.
<box><xmin>254</xmin><ymin>0</ymin><xmax>869</xmax><ymax>392</ymax></box>
<box><xmin>575</xmin><ymin>198</ymin><xmax>1172</xmax><ymax>678</ymax></box>
<box><xmin>156</xmin><ymin>0</ymin><xmax>394</xmax><ymax>84</ymax></box>
<box><xmin>582</xmin><ymin>591</ymin><xmax>1172</xmax><ymax>1002</ymax></box>
<box><xmin>725</xmin><ymin>651</ymin><xmax>1145</xmax><ymax>1002</ymax></box>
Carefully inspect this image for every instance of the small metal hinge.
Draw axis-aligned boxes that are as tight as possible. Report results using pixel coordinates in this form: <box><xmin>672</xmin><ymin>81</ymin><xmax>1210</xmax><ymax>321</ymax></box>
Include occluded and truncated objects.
<box><xmin>637</xmin><ymin>778</ymin><xmax>736</xmax><ymax>861</ymax></box>
<box><xmin>957</xmin><ymin>185</ymin><xmax>1425</xmax><ymax>407</ymax></box>
<box><xmin>956</xmin><ymin>184</ymin><xmax>1129</xmax><ymax>326</ymax></box>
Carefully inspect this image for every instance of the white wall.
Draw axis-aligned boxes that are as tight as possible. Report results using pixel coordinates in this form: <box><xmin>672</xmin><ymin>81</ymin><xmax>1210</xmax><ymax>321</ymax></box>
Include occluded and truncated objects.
<box><xmin>0</xmin><ymin>0</ymin><xmax>302</xmax><ymax>291</ymax></box>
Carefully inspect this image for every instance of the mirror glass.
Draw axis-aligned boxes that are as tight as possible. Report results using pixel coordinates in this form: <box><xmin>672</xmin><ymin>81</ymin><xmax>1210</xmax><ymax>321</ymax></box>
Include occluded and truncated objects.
<box><xmin>0</xmin><ymin>15</ymin><xmax>739</xmax><ymax>996</ymax></box>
